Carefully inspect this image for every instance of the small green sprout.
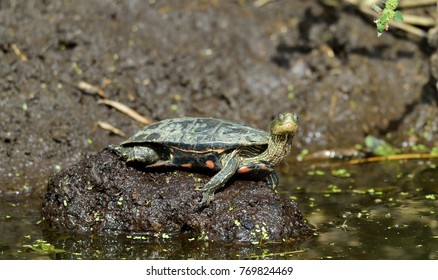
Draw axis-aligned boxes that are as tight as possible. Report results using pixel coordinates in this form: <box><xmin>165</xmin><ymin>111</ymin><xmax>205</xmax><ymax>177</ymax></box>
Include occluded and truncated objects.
<box><xmin>373</xmin><ymin>0</ymin><xmax>403</xmax><ymax>37</ymax></box>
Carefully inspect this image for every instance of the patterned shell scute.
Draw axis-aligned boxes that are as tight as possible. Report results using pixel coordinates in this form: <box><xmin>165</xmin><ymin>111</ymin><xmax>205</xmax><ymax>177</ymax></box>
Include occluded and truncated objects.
<box><xmin>122</xmin><ymin>117</ymin><xmax>269</xmax><ymax>150</ymax></box>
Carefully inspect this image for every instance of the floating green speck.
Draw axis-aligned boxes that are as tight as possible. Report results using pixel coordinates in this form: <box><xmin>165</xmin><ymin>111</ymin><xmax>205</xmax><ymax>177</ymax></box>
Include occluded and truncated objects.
<box><xmin>331</xmin><ymin>168</ymin><xmax>351</xmax><ymax>178</ymax></box>
<box><xmin>23</xmin><ymin>240</ymin><xmax>66</xmax><ymax>254</ymax></box>
<box><xmin>353</xmin><ymin>189</ymin><xmax>367</xmax><ymax>195</ymax></box>
<box><xmin>328</xmin><ymin>184</ymin><xmax>342</xmax><ymax>193</ymax></box>
<box><xmin>307</xmin><ymin>169</ymin><xmax>325</xmax><ymax>176</ymax></box>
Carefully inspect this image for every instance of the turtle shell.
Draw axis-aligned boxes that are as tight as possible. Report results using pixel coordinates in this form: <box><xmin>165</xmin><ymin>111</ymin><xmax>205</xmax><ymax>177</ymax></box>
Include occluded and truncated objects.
<box><xmin>121</xmin><ymin>117</ymin><xmax>269</xmax><ymax>151</ymax></box>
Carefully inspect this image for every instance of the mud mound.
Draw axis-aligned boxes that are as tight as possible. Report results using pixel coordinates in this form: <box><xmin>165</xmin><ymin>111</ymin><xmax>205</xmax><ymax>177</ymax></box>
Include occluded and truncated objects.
<box><xmin>42</xmin><ymin>149</ymin><xmax>312</xmax><ymax>242</ymax></box>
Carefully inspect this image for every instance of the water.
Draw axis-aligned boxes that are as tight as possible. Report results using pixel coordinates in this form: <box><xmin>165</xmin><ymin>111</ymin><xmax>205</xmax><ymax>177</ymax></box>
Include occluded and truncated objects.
<box><xmin>1</xmin><ymin>159</ymin><xmax>437</xmax><ymax>259</ymax></box>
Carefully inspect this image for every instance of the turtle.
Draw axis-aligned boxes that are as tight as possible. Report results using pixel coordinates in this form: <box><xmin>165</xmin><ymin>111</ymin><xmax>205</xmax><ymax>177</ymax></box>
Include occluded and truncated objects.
<box><xmin>112</xmin><ymin>113</ymin><xmax>298</xmax><ymax>207</ymax></box>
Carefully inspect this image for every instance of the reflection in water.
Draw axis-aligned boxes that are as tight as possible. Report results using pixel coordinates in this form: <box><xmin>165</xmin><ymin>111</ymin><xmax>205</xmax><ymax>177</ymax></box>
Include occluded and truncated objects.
<box><xmin>1</xmin><ymin>160</ymin><xmax>437</xmax><ymax>259</ymax></box>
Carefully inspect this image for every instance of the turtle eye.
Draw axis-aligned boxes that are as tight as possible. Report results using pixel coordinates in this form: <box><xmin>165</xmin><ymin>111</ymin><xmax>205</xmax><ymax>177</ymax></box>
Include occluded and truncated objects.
<box><xmin>278</xmin><ymin>113</ymin><xmax>285</xmax><ymax>120</ymax></box>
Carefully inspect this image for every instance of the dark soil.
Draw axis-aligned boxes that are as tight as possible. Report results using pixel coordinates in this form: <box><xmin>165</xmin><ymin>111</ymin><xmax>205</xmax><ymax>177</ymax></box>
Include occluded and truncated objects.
<box><xmin>42</xmin><ymin>149</ymin><xmax>312</xmax><ymax>242</ymax></box>
<box><xmin>1</xmin><ymin>1</ymin><xmax>437</xmax><ymax>241</ymax></box>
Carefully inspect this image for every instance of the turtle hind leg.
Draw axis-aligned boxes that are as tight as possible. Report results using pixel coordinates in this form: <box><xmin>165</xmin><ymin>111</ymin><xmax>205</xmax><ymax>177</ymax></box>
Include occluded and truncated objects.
<box><xmin>266</xmin><ymin>171</ymin><xmax>279</xmax><ymax>188</ymax></box>
<box><xmin>199</xmin><ymin>151</ymin><xmax>240</xmax><ymax>208</ymax></box>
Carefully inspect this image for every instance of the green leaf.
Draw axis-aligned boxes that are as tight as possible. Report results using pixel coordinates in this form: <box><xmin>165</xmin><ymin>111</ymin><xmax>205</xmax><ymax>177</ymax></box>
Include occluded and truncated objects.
<box><xmin>394</xmin><ymin>11</ymin><xmax>403</xmax><ymax>22</ymax></box>
<box><xmin>364</xmin><ymin>135</ymin><xmax>398</xmax><ymax>156</ymax></box>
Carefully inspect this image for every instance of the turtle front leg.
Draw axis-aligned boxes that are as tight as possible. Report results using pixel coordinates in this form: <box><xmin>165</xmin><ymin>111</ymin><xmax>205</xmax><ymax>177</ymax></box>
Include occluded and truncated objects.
<box><xmin>266</xmin><ymin>171</ymin><xmax>279</xmax><ymax>188</ymax></box>
<box><xmin>200</xmin><ymin>151</ymin><xmax>240</xmax><ymax>207</ymax></box>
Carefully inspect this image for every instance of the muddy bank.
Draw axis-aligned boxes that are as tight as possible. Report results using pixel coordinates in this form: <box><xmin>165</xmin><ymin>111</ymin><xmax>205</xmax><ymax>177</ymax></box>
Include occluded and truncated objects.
<box><xmin>1</xmin><ymin>0</ymin><xmax>437</xmax><ymax>196</ymax></box>
<box><xmin>42</xmin><ymin>149</ymin><xmax>313</xmax><ymax>242</ymax></box>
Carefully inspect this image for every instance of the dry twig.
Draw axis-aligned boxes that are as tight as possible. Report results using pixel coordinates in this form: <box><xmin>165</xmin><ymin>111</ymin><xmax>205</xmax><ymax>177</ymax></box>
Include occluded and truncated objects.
<box><xmin>11</xmin><ymin>43</ymin><xmax>28</xmax><ymax>62</ymax></box>
<box><xmin>98</xmin><ymin>99</ymin><xmax>152</xmax><ymax>125</ymax></box>
<box><xmin>398</xmin><ymin>0</ymin><xmax>436</xmax><ymax>8</ymax></box>
<box><xmin>96</xmin><ymin>121</ymin><xmax>126</xmax><ymax>137</ymax></box>
<box><xmin>346</xmin><ymin>153</ymin><xmax>438</xmax><ymax>165</ymax></box>
<box><xmin>402</xmin><ymin>14</ymin><xmax>435</xmax><ymax>27</ymax></box>
<box><xmin>78</xmin><ymin>81</ymin><xmax>107</xmax><ymax>98</ymax></box>
<box><xmin>253</xmin><ymin>0</ymin><xmax>276</xmax><ymax>7</ymax></box>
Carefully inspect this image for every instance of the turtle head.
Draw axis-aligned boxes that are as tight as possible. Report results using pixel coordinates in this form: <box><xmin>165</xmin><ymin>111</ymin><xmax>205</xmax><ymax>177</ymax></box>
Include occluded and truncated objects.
<box><xmin>270</xmin><ymin>113</ymin><xmax>298</xmax><ymax>136</ymax></box>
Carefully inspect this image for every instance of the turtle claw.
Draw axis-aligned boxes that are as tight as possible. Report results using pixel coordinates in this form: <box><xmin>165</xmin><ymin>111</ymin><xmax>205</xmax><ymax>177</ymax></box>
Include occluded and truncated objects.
<box><xmin>197</xmin><ymin>192</ymin><xmax>213</xmax><ymax>211</ymax></box>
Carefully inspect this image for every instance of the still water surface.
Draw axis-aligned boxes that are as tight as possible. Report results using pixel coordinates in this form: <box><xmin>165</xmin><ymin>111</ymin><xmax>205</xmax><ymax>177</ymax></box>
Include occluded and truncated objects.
<box><xmin>1</xmin><ymin>159</ymin><xmax>437</xmax><ymax>259</ymax></box>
